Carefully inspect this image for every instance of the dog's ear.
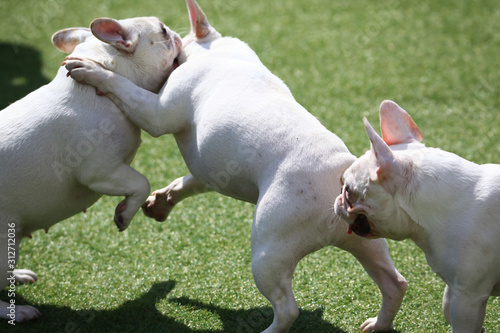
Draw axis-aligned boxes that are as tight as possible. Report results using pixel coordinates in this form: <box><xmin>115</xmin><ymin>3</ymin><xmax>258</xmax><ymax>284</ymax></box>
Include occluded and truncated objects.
<box><xmin>52</xmin><ymin>28</ymin><xmax>92</xmax><ymax>53</ymax></box>
<box><xmin>379</xmin><ymin>100</ymin><xmax>423</xmax><ymax>146</ymax></box>
<box><xmin>91</xmin><ymin>18</ymin><xmax>138</xmax><ymax>53</ymax></box>
<box><xmin>364</xmin><ymin>117</ymin><xmax>399</xmax><ymax>183</ymax></box>
<box><xmin>186</xmin><ymin>0</ymin><xmax>211</xmax><ymax>39</ymax></box>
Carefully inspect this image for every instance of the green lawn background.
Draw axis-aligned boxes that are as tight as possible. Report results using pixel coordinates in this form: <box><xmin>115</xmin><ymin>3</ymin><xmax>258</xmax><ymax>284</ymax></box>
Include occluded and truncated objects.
<box><xmin>0</xmin><ymin>0</ymin><xmax>499</xmax><ymax>332</ymax></box>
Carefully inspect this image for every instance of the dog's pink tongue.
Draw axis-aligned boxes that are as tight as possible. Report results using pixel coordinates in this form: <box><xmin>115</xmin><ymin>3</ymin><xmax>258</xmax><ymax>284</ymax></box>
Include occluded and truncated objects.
<box><xmin>347</xmin><ymin>225</ymin><xmax>353</xmax><ymax>235</ymax></box>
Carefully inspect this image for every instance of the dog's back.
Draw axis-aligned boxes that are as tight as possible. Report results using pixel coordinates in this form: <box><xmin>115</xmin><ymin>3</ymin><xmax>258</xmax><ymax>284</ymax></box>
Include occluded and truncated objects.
<box><xmin>172</xmin><ymin>36</ymin><xmax>354</xmax><ymax>203</ymax></box>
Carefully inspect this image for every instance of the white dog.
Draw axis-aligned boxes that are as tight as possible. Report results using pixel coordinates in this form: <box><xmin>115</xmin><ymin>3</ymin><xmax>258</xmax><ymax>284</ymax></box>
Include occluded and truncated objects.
<box><xmin>335</xmin><ymin>100</ymin><xmax>500</xmax><ymax>332</ymax></box>
<box><xmin>0</xmin><ymin>17</ymin><xmax>181</xmax><ymax>322</ymax></box>
<box><xmin>65</xmin><ymin>1</ymin><xmax>408</xmax><ymax>331</ymax></box>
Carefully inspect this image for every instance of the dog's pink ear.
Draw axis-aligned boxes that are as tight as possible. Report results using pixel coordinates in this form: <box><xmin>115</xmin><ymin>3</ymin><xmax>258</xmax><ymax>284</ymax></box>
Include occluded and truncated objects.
<box><xmin>52</xmin><ymin>28</ymin><xmax>92</xmax><ymax>53</ymax></box>
<box><xmin>364</xmin><ymin>117</ymin><xmax>398</xmax><ymax>183</ymax></box>
<box><xmin>379</xmin><ymin>100</ymin><xmax>423</xmax><ymax>146</ymax></box>
<box><xmin>186</xmin><ymin>0</ymin><xmax>211</xmax><ymax>39</ymax></box>
<box><xmin>91</xmin><ymin>18</ymin><xmax>138</xmax><ymax>53</ymax></box>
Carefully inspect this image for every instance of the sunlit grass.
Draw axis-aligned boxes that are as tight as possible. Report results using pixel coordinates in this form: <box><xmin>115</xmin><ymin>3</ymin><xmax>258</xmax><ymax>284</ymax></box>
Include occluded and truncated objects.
<box><xmin>1</xmin><ymin>0</ymin><xmax>499</xmax><ymax>332</ymax></box>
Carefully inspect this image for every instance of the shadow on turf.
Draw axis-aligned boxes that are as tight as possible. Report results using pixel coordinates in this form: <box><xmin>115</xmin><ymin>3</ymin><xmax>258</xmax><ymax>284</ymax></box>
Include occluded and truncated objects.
<box><xmin>0</xmin><ymin>42</ymin><xmax>49</xmax><ymax>109</ymax></box>
<box><xmin>0</xmin><ymin>280</ymin><xmax>402</xmax><ymax>333</ymax></box>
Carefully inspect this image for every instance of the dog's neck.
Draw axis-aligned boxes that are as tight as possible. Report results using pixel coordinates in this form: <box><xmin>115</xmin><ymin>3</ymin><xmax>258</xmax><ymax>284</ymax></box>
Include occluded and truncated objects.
<box><xmin>395</xmin><ymin>147</ymin><xmax>481</xmax><ymax>251</ymax></box>
<box><xmin>180</xmin><ymin>30</ymin><xmax>221</xmax><ymax>61</ymax></box>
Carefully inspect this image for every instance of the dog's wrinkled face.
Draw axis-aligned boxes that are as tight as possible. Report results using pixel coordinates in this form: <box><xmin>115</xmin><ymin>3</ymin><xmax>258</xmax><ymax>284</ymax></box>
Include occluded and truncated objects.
<box><xmin>334</xmin><ymin>100</ymin><xmax>424</xmax><ymax>240</ymax></box>
<box><xmin>90</xmin><ymin>17</ymin><xmax>182</xmax><ymax>92</ymax></box>
<box><xmin>112</xmin><ymin>17</ymin><xmax>182</xmax><ymax>71</ymax></box>
<box><xmin>335</xmin><ymin>153</ymin><xmax>396</xmax><ymax>238</ymax></box>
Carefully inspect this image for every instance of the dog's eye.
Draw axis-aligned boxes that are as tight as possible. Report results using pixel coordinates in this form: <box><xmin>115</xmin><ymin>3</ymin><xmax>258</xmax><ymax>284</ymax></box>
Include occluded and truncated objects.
<box><xmin>161</xmin><ymin>25</ymin><xmax>168</xmax><ymax>36</ymax></box>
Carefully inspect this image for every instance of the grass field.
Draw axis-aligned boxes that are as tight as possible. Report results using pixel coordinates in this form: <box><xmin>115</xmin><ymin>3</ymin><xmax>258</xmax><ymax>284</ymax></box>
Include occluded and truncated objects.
<box><xmin>1</xmin><ymin>0</ymin><xmax>499</xmax><ymax>332</ymax></box>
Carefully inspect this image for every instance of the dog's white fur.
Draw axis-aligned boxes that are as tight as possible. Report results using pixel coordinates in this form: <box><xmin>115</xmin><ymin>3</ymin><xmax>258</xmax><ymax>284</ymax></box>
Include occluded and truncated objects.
<box><xmin>335</xmin><ymin>100</ymin><xmax>500</xmax><ymax>333</ymax></box>
<box><xmin>0</xmin><ymin>17</ymin><xmax>181</xmax><ymax>322</ymax></box>
<box><xmin>65</xmin><ymin>1</ymin><xmax>408</xmax><ymax>331</ymax></box>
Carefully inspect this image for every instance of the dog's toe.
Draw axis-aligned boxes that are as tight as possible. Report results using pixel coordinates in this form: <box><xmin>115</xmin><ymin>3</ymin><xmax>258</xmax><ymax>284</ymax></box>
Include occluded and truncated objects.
<box><xmin>14</xmin><ymin>269</ymin><xmax>38</xmax><ymax>284</ymax></box>
<box><xmin>114</xmin><ymin>214</ymin><xmax>126</xmax><ymax>231</ymax></box>
<box><xmin>114</xmin><ymin>201</ymin><xmax>130</xmax><ymax>231</ymax></box>
<box><xmin>360</xmin><ymin>316</ymin><xmax>393</xmax><ymax>332</ymax></box>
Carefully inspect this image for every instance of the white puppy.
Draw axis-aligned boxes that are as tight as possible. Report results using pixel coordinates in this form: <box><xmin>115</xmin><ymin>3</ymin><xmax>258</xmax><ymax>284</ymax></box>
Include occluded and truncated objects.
<box><xmin>0</xmin><ymin>17</ymin><xmax>181</xmax><ymax>322</ymax></box>
<box><xmin>335</xmin><ymin>100</ymin><xmax>500</xmax><ymax>333</ymax></box>
<box><xmin>65</xmin><ymin>1</ymin><xmax>408</xmax><ymax>331</ymax></box>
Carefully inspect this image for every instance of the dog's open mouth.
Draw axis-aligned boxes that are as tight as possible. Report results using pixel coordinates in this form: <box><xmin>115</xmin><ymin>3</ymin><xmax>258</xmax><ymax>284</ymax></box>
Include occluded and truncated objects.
<box><xmin>347</xmin><ymin>214</ymin><xmax>372</xmax><ymax>237</ymax></box>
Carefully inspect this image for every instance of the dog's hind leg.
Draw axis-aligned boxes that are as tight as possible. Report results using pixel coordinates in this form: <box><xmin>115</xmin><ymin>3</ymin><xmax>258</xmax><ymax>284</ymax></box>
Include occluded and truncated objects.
<box><xmin>82</xmin><ymin>164</ymin><xmax>150</xmax><ymax>231</ymax></box>
<box><xmin>339</xmin><ymin>235</ymin><xmax>407</xmax><ymax>332</ymax></box>
<box><xmin>142</xmin><ymin>174</ymin><xmax>212</xmax><ymax>222</ymax></box>
<box><xmin>0</xmin><ymin>217</ymin><xmax>41</xmax><ymax>321</ymax></box>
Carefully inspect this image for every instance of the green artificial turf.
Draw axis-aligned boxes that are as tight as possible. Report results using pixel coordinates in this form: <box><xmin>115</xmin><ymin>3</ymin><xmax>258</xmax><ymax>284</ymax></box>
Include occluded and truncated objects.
<box><xmin>1</xmin><ymin>0</ymin><xmax>499</xmax><ymax>332</ymax></box>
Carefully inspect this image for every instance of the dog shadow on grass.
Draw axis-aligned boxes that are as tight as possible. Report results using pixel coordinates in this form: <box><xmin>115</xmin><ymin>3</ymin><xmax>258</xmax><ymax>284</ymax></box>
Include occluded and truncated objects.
<box><xmin>0</xmin><ymin>42</ymin><xmax>49</xmax><ymax>109</ymax></box>
<box><xmin>0</xmin><ymin>280</ymin><xmax>389</xmax><ymax>333</ymax></box>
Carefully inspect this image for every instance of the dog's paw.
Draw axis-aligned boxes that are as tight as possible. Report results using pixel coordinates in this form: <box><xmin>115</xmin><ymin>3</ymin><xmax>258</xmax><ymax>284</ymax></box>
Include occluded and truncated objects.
<box><xmin>14</xmin><ymin>269</ymin><xmax>38</xmax><ymax>284</ymax></box>
<box><xmin>141</xmin><ymin>191</ymin><xmax>175</xmax><ymax>222</ymax></box>
<box><xmin>64</xmin><ymin>57</ymin><xmax>109</xmax><ymax>92</ymax></box>
<box><xmin>15</xmin><ymin>305</ymin><xmax>41</xmax><ymax>322</ymax></box>
<box><xmin>114</xmin><ymin>200</ymin><xmax>130</xmax><ymax>232</ymax></box>
<box><xmin>360</xmin><ymin>317</ymin><xmax>393</xmax><ymax>332</ymax></box>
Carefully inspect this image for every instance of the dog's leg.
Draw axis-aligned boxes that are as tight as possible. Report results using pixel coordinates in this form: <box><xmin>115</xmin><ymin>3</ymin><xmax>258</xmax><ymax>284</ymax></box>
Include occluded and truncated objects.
<box><xmin>82</xmin><ymin>164</ymin><xmax>150</xmax><ymax>231</ymax></box>
<box><xmin>339</xmin><ymin>236</ymin><xmax>407</xmax><ymax>332</ymax></box>
<box><xmin>251</xmin><ymin>241</ymin><xmax>300</xmax><ymax>333</ymax></box>
<box><xmin>142</xmin><ymin>174</ymin><xmax>211</xmax><ymax>222</ymax></box>
<box><xmin>448</xmin><ymin>287</ymin><xmax>487</xmax><ymax>333</ymax></box>
<box><xmin>65</xmin><ymin>58</ymin><xmax>186</xmax><ymax>137</ymax></box>
<box><xmin>250</xmin><ymin>190</ymin><xmax>309</xmax><ymax>333</ymax></box>
<box><xmin>443</xmin><ymin>284</ymin><xmax>452</xmax><ymax>324</ymax></box>
<box><xmin>0</xmin><ymin>221</ymin><xmax>41</xmax><ymax>321</ymax></box>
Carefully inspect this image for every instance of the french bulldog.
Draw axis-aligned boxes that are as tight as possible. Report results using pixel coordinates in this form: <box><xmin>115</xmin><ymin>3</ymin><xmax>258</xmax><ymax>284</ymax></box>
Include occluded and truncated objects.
<box><xmin>0</xmin><ymin>17</ymin><xmax>181</xmax><ymax>322</ymax></box>
<box><xmin>335</xmin><ymin>100</ymin><xmax>500</xmax><ymax>332</ymax></box>
<box><xmin>64</xmin><ymin>1</ymin><xmax>408</xmax><ymax>331</ymax></box>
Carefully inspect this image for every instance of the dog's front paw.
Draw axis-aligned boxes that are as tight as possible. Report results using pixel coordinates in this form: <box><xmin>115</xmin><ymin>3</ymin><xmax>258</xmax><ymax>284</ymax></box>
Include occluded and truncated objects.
<box><xmin>14</xmin><ymin>269</ymin><xmax>38</xmax><ymax>284</ymax></box>
<box><xmin>64</xmin><ymin>57</ymin><xmax>109</xmax><ymax>93</ymax></box>
<box><xmin>360</xmin><ymin>317</ymin><xmax>394</xmax><ymax>332</ymax></box>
